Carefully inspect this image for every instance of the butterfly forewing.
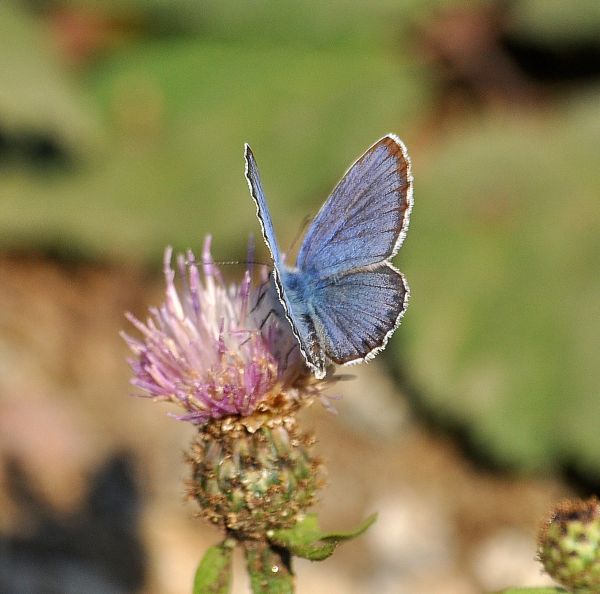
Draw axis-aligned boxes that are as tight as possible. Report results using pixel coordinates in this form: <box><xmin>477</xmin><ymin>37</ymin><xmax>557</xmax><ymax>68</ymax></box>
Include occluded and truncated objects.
<box><xmin>245</xmin><ymin>144</ymin><xmax>326</xmax><ymax>375</ymax></box>
<box><xmin>244</xmin><ymin>144</ymin><xmax>283</xmax><ymax>267</ymax></box>
<box><xmin>297</xmin><ymin>135</ymin><xmax>412</xmax><ymax>279</ymax></box>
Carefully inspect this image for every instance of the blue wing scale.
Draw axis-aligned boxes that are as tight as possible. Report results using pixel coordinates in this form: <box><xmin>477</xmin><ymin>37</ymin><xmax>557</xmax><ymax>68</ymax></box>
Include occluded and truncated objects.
<box><xmin>311</xmin><ymin>265</ymin><xmax>409</xmax><ymax>365</ymax></box>
<box><xmin>297</xmin><ymin>135</ymin><xmax>412</xmax><ymax>279</ymax></box>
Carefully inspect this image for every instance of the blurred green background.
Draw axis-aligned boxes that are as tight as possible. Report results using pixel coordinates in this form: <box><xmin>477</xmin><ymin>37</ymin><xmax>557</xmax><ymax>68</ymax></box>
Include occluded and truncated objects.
<box><xmin>2</xmin><ymin>0</ymin><xmax>599</xmax><ymax>477</ymax></box>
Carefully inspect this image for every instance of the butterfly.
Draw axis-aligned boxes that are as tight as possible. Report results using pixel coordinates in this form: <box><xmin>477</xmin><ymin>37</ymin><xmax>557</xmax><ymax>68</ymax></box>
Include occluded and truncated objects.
<box><xmin>244</xmin><ymin>134</ymin><xmax>413</xmax><ymax>379</ymax></box>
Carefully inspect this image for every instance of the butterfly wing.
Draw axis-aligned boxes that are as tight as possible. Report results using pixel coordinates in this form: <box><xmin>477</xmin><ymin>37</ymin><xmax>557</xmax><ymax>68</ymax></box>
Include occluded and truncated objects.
<box><xmin>298</xmin><ymin>134</ymin><xmax>413</xmax><ymax>368</ymax></box>
<box><xmin>244</xmin><ymin>144</ymin><xmax>283</xmax><ymax>267</ymax></box>
<box><xmin>297</xmin><ymin>134</ymin><xmax>412</xmax><ymax>278</ymax></box>
<box><xmin>309</xmin><ymin>264</ymin><xmax>409</xmax><ymax>365</ymax></box>
<box><xmin>245</xmin><ymin>136</ymin><xmax>413</xmax><ymax>377</ymax></box>
<box><xmin>245</xmin><ymin>144</ymin><xmax>326</xmax><ymax>374</ymax></box>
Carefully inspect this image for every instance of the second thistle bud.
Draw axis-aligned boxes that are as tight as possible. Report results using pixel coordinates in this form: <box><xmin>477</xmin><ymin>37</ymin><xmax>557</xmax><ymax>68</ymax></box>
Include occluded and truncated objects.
<box><xmin>186</xmin><ymin>406</ymin><xmax>323</xmax><ymax>540</ymax></box>
<box><xmin>538</xmin><ymin>496</ymin><xmax>600</xmax><ymax>593</ymax></box>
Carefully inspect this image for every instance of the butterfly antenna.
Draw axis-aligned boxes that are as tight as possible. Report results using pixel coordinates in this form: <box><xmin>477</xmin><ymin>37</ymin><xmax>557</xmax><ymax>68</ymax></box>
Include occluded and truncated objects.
<box><xmin>287</xmin><ymin>214</ymin><xmax>313</xmax><ymax>256</ymax></box>
<box><xmin>247</xmin><ymin>234</ymin><xmax>256</xmax><ymax>276</ymax></box>
<box><xmin>210</xmin><ymin>260</ymin><xmax>270</xmax><ymax>268</ymax></box>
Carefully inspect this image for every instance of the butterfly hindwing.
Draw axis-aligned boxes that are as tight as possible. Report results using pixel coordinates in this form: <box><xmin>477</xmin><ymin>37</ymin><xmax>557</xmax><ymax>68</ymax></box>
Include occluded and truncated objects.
<box><xmin>309</xmin><ymin>265</ymin><xmax>408</xmax><ymax>365</ymax></box>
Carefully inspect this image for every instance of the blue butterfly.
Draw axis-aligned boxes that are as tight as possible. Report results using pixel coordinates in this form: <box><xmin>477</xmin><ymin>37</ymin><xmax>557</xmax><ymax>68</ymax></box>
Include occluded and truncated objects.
<box><xmin>244</xmin><ymin>134</ymin><xmax>413</xmax><ymax>379</ymax></box>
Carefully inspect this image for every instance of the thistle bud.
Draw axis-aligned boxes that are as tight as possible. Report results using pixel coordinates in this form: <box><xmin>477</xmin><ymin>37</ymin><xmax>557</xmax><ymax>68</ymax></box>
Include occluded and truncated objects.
<box><xmin>186</xmin><ymin>409</ymin><xmax>323</xmax><ymax>539</ymax></box>
<box><xmin>538</xmin><ymin>496</ymin><xmax>600</xmax><ymax>593</ymax></box>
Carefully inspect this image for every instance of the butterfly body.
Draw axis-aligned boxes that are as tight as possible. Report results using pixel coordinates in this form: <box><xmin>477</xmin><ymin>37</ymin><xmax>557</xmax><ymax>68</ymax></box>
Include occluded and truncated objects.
<box><xmin>245</xmin><ymin>135</ymin><xmax>413</xmax><ymax>379</ymax></box>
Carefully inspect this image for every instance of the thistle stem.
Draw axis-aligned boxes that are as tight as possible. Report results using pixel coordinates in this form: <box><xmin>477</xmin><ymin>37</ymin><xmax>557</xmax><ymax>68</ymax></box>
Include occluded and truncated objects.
<box><xmin>244</xmin><ymin>541</ymin><xmax>294</xmax><ymax>594</ymax></box>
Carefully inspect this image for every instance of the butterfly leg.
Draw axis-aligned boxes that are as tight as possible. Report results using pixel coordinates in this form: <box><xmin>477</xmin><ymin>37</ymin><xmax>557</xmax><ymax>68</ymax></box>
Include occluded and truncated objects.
<box><xmin>249</xmin><ymin>279</ymin><xmax>270</xmax><ymax>314</ymax></box>
<box><xmin>259</xmin><ymin>308</ymin><xmax>279</xmax><ymax>330</ymax></box>
<box><xmin>283</xmin><ymin>342</ymin><xmax>300</xmax><ymax>369</ymax></box>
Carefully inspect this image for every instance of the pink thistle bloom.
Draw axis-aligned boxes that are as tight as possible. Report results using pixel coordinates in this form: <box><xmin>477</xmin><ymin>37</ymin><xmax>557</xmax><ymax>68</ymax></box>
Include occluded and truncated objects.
<box><xmin>122</xmin><ymin>237</ymin><xmax>314</xmax><ymax>425</ymax></box>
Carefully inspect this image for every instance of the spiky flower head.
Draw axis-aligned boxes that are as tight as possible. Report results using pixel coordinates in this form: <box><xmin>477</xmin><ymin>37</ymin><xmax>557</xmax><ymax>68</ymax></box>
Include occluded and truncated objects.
<box><xmin>122</xmin><ymin>237</ymin><xmax>327</xmax><ymax>537</ymax></box>
<box><xmin>538</xmin><ymin>496</ymin><xmax>600</xmax><ymax>593</ymax></box>
<box><xmin>122</xmin><ymin>236</ymin><xmax>321</xmax><ymax>423</ymax></box>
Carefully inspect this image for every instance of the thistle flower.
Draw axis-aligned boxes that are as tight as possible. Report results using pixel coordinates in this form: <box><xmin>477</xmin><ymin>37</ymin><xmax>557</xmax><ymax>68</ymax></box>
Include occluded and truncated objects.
<box><xmin>121</xmin><ymin>236</ymin><xmax>324</xmax><ymax>424</ymax></box>
<box><xmin>122</xmin><ymin>237</ymin><xmax>326</xmax><ymax>538</ymax></box>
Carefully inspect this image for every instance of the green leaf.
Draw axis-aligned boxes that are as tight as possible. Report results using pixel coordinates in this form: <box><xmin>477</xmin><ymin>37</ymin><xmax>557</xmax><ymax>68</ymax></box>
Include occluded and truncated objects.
<box><xmin>193</xmin><ymin>541</ymin><xmax>234</xmax><ymax>594</ymax></box>
<box><xmin>269</xmin><ymin>513</ymin><xmax>377</xmax><ymax>561</ymax></box>
<box><xmin>244</xmin><ymin>541</ymin><xmax>294</xmax><ymax>594</ymax></box>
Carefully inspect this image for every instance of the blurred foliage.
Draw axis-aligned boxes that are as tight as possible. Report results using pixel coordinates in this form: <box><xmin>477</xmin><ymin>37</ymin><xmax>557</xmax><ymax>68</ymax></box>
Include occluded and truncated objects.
<box><xmin>399</xmin><ymin>94</ymin><xmax>600</xmax><ymax>473</ymax></box>
<box><xmin>1</xmin><ymin>0</ymin><xmax>430</xmax><ymax>260</ymax></box>
<box><xmin>1</xmin><ymin>0</ymin><xmax>600</xmax><ymax>474</ymax></box>
<box><xmin>509</xmin><ymin>0</ymin><xmax>600</xmax><ymax>43</ymax></box>
<box><xmin>37</xmin><ymin>0</ymin><xmax>480</xmax><ymax>43</ymax></box>
<box><xmin>0</xmin><ymin>2</ymin><xmax>99</xmax><ymax>154</ymax></box>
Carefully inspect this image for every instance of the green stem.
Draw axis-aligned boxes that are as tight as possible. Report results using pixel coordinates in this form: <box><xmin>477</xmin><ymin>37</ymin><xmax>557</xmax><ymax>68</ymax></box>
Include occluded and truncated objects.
<box><xmin>244</xmin><ymin>541</ymin><xmax>294</xmax><ymax>594</ymax></box>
